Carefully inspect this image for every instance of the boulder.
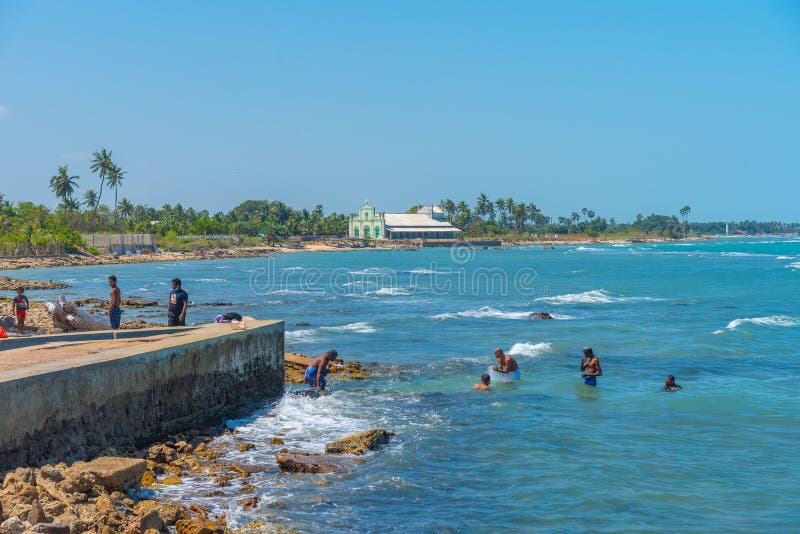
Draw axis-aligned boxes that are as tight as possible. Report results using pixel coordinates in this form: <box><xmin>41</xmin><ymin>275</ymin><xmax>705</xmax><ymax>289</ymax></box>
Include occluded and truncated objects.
<box><xmin>146</xmin><ymin>444</ymin><xmax>179</xmax><ymax>464</ymax></box>
<box><xmin>529</xmin><ymin>312</ymin><xmax>553</xmax><ymax>320</ymax></box>
<box><xmin>324</xmin><ymin>429</ymin><xmax>394</xmax><ymax>455</ymax></box>
<box><xmin>63</xmin><ymin>457</ymin><xmax>146</xmax><ymax>493</ymax></box>
<box><xmin>0</xmin><ymin>517</ymin><xmax>29</xmax><ymax>534</ymax></box>
<box><xmin>236</xmin><ymin>443</ymin><xmax>255</xmax><ymax>452</ymax></box>
<box><xmin>133</xmin><ymin>500</ymin><xmax>189</xmax><ymax>526</ymax></box>
<box><xmin>236</xmin><ymin>496</ymin><xmax>259</xmax><ymax>510</ymax></box>
<box><xmin>175</xmin><ymin>518</ymin><xmax>225</xmax><ymax>534</ymax></box>
<box><xmin>275</xmin><ymin>450</ymin><xmax>346</xmax><ymax>474</ymax></box>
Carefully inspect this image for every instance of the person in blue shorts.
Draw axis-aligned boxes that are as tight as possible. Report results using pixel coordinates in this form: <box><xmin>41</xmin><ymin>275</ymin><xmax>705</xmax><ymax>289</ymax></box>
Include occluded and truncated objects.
<box><xmin>108</xmin><ymin>275</ymin><xmax>122</xmax><ymax>330</ymax></box>
<box><xmin>305</xmin><ymin>349</ymin><xmax>339</xmax><ymax>391</ymax></box>
<box><xmin>580</xmin><ymin>347</ymin><xmax>602</xmax><ymax>386</ymax></box>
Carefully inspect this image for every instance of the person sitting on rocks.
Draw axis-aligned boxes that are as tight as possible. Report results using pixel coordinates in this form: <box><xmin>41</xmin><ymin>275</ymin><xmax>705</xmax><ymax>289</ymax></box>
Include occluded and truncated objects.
<box><xmin>474</xmin><ymin>373</ymin><xmax>491</xmax><ymax>391</ymax></box>
<box><xmin>664</xmin><ymin>375</ymin><xmax>682</xmax><ymax>392</ymax></box>
<box><xmin>305</xmin><ymin>349</ymin><xmax>339</xmax><ymax>391</ymax></box>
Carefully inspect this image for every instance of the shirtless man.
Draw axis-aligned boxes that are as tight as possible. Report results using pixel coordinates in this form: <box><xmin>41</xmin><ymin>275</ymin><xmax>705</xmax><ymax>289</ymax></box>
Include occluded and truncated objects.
<box><xmin>473</xmin><ymin>373</ymin><xmax>491</xmax><ymax>391</ymax></box>
<box><xmin>491</xmin><ymin>348</ymin><xmax>518</xmax><ymax>374</ymax></box>
<box><xmin>580</xmin><ymin>346</ymin><xmax>602</xmax><ymax>386</ymax></box>
<box><xmin>108</xmin><ymin>276</ymin><xmax>122</xmax><ymax>330</ymax></box>
<box><xmin>664</xmin><ymin>375</ymin><xmax>682</xmax><ymax>392</ymax></box>
<box><xmin>304</xmin><ymin>349</ymin><xmax>339</xmax><ymax>391</ymax></box>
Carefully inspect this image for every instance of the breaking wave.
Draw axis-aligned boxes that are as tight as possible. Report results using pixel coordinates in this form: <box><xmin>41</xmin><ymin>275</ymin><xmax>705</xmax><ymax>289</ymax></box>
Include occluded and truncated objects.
<box><xmin>536</xmin><ymin>289</ymin><xmax>656</xmax><ymax>305</ymax></box>
<box><xmin>508</xmin><ymin>342</ymin><xmax>553</xmax><ymax>357</ymax></box>
<box><xmin>431</xmin><ymin>306</ymin><xmax>571</xmax><ymax>320</ymax></box>
<box><xmin>726</xmin><ymin>315</ymin><xmax>800</xmax><ymax>330</ymax></box>
<box><xmin>319</xmin><ymin>322</ymin><xmax>377</xmax><ymax>334</ymax></box>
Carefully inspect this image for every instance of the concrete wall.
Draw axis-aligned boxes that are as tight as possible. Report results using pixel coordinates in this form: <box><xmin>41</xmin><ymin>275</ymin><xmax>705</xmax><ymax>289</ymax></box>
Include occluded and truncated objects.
<box><xmin>0</xmin><ymin>322</ymin><xmax>284</xmax><ymax>470</ymax></box>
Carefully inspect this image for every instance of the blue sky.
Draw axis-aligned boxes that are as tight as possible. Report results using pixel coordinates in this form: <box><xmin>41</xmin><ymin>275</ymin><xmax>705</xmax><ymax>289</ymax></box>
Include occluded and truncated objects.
<box><xmin>1</xmin><ymin>0</ymin><xmax>799</xmax><ymax>221</ymax></box>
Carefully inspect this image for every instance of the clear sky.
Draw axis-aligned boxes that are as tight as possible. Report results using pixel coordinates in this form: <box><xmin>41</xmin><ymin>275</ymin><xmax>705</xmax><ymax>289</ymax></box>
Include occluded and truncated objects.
<box><xmin>1</xmin><ymin>0</ymin><xmax>799</xmax><ymax>221</ymax></box>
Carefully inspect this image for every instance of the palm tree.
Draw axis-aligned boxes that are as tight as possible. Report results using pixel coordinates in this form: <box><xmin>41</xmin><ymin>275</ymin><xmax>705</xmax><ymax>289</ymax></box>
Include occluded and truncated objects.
<box><xmin>475</xmin><ymin>193</ymin><xmax>491</xmax><ymax>222</ymax></box>
<box><xmin>106</xmin><ymin>163</ymin><xmax>126</xmax><ymax>220</ymax></box>
<box><xmin>83</xmin><ymin>189</ymin><xmax>99</xmax><ymax>211</ymax></box>
<box><xmin>58</xmin><ymin>195</ymin><xmax>81</xmax><ymax>212</ymax></box>
<box><xmin>679</xmin><ymin>205</ymin><xmax>691</xmax><ymax>237</ymax></box>
<box><xmin>49</xmin><ymin>165</ymin><xmax>80</xmax><ymax>212</ymax></box>
<box><xmin>89</xmin><ymin>148</ymin><xmax>113</xmax><ymax>229</ymax></box>
<box><xmin>118</xmin><ymin>198</ymin><xmax>134</xmax><ymax>221</ymax></box>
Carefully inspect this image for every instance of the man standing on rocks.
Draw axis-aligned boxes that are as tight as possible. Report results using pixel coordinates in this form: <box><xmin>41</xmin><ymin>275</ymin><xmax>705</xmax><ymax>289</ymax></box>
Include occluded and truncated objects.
<box><xmin>108</xmin><ymin>276</ymin><xmax>122</xmax><ymax>330</ymax></box>
<box><xmin>167</xmin><ymin>278</ymin><xmax>189</xmax><ymax>327</ymax></box>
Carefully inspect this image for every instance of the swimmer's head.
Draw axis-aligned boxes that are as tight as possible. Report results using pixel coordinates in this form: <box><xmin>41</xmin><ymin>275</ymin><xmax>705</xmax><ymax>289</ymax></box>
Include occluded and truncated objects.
<box><xmin>481</xmin><ymin>373</ymin><xmax>490</xmax><ymax>386</ymax></box>
<box><xmin>583</xmin><ymin>347</ymin><xmax>594</xmax><ymax>357</ymax></box>
<box><xmin>666</xmin><ymin>375</ymin><xmax>675</xmax><ymax>384</ymax></box>
<box><xmin>494</xmin><ymin>348</ymin><xmax>504</xmax><ymax>358</ymax></box>
<box><xmin>325</xmin><ymin>349</ymin><xmax>339</xmax><ymax>360</ymax></box>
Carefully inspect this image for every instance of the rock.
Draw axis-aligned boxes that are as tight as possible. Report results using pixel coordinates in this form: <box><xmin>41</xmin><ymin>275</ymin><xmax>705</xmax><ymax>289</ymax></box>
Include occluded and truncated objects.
<box><xmin>236</xmin><ymin>443</ymin><xmax>255</xmax><ymax>452</ymax></box>
<box><xmin>133</xmin><ymin>500</ymin><xmax>189</xmax><ymax>527</ymax></box>
<box><xmin>269</xmin><ymin>438</ymin><xmax>285</xmax><ymax>445</ymax></box>
<box><xmin>27</xmin><ymin>523</ymin><xmax>70</xmax><ymax>533</ymax></box>
<box><xmin>275</xmin><ymin>450</ymin><xmax>346</xmax><ymax>474</ymax></box>
<box><xmin>160</xmin><ymin>476</ymin><xmax>182</xmax><ymax>486</ymax></box>
<box><xmin>529</xmin><ymin>312</ymin><xmax>554</xmax><ymax>320</ymax></box>
<box><xmin>236</xmin><ymin>496</ymin><xmax>259</xmax><ymax>510</ymax></box>
<box><xmin>175</xmin><ymin>441</ymin><xmax>194</xmax><ymax>454</ymax></box>
<box><xmin>63</xmin><ymin>457</ymin><xmax>146</xmax><ymax>493</ymax></box>
<box><xmin>0</xmin><ymin>517</ymin><xmax>29</xmax><ymax>534</ymax></box>
<box><xmin>140</xmin><ymin>472</ymin><xmax>156</xmax><ymax>488</ymax></box>
<box><xmin>238</xmin><ymin>484</ymin><xmax>257</xmax><ymax>494</ymax></box>
<box><xmin>324</xmin><ymin>429</ymin><xmax>394</xmax><ymax>455</ymax></box>
<box><xmin>295</xmin><ymin>322</ymin><xmax>311</xmax><ymax>327</ymax></box>
<box><xmin>125</xmin><ymin>509</ymin><xmax>164</xmax><ymax>533</ymax></box>
<box><xmin>194</xmin><ymin>443</ymin><xmax>207</xmax><ymax>453</ymax></box>
<box><xmin>146</xmin><ymin>444</ymin><xmax>179</xmax><ymax>464</ymax></box>
<box><xmin>175</xmin><ymin>518</ymin><xmax>224</xmax><ymax>534</ymax></box>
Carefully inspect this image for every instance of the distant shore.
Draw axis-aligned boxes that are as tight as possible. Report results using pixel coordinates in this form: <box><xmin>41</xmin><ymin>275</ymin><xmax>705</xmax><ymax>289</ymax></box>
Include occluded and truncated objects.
<box><xmin>0</xmin><ymin>235</ymin><xmax>719</xmax><ymax>272</ymax></box>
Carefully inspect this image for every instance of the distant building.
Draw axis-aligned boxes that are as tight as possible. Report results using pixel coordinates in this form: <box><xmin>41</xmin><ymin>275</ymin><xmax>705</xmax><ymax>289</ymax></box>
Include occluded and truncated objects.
<box><xmin>348</xmin><ymin>202</ymin><xmax>461</xmax><ymax>240</ymax></box>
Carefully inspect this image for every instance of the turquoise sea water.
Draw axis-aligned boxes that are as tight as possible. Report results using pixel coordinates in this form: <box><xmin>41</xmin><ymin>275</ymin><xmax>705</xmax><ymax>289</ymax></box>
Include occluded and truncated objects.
<box><xmin>5</xmin><ymin>238</ymin><xmax>800</xmax><ymax>532</ymax></box>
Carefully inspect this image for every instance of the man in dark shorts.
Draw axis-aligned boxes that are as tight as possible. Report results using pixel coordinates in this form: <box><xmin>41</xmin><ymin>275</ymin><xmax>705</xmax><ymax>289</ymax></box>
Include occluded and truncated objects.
<box><xmin>304</xmin><ymin>350</ymin><xmax>339</xmax><ymax>391</ymax></box>
<box><xmin>108</xmin><ymin>275</ymin><xmax>122</xmax><ymax>330</ymax></box>
<box><xmin>167</xmin><ymin>278</ymin><xmax>189</xmax><ymax>326</ymax></box>
<box><xmin>580</xmin><ymin>346</ymin><xmax>603</xmax><ymax>386</ymax></box>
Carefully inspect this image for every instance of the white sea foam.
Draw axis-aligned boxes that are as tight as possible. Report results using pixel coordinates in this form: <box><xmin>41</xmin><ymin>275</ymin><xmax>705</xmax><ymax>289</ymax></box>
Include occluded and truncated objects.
<box><xmin>285</xmin><ymin>330</ymin><xmax>320</xmax><ymax>343</ymax></box>
<box><xmin>281</xmin><ymin>266</ymin><xmax>306</xmax><ymax>271</ymax></box>
<box><xmin>349</xmin><ymin>267</ymin><xmax>392</xmax><ymax>275</ymax></box>
<box><xmin>431</xmin><ymin>306</ymin><xmax>571</xmax><ymax>320</ymax></box>
<box><xmin>712</xmin><ymin>329</ymin><xmax>724</xmax><ymax>335</ymax></box>
<box><xmin>409</xmin><ymin>268</ymin><xmax>450</xmax><ymax>275</ymax></box>
<box><xmin>266</xmin><ymin>289</ymin><xmax>320</xmax><ymax>295</ymax></box>
<box><xmin>720</xmin><ymin>252</ymin><xmax>775</xmax><ymax>258</ymax></box>
<box><xmin>508</xmin><ymin>341</ymin><xmax>552</xmax><ymax>357</ymax></box>
<box><xmin>193</xmin><ymin>278</ymin><xmax>227</xmax><ymax>283</ymax></box>
<box><xmin>319</xmin><ymin>322</ymin><xmax>376</xmax><ymax>333</ymax></box>
<box><xmin>367</xmin><ymin>287</ymin><xmax>412</xmax><ymax>296</ymax></box>
<box><xmin>536</xmin><ymin>289</ymin><xmax>656</xmax><ymax>305</ymax></box>
<box><xmin>786</xmin><ymin>262</ymin><xmax>800</xmax><ymax>270</ymax></box>
<box><xmin>776</xmin><ymin>256</ymin><xmax>794</xmax><ymax>260</ymax></box>
<box><xmin>726</xmin><ymin>315</ymin><xmax>800</xmax><ymax>330</ymax></box>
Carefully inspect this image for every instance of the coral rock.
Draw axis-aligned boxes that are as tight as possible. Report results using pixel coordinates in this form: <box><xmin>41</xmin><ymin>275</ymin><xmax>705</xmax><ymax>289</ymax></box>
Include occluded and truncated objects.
<box><xmin>146</xmin><ymin>445</ymin><xmax>179</xmax><ymax>464</ymax></box>
<box><xmin>275</xmin><ymin>450</ymin><xmax>346</xmax><ymax>474</ymax></box>
<box><xmin>63</xmin><ymin>457</ymin><xmax>146</xmax><ymax>493</ymax></box>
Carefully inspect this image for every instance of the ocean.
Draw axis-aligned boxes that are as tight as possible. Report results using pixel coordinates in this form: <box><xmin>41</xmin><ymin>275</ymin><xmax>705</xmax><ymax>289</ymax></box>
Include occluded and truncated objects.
<box><xmin>5</xmin><ymin>237</ymin><xmax>800</xmax><ymax>532</ymax></box>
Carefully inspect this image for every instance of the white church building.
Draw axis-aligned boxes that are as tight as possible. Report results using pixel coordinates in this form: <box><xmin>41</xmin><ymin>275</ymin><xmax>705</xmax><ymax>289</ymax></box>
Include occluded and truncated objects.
<box><xmin>348</xmin><ymin>202</ymin><xmax>461</xmax><ymax>240</ymax></box>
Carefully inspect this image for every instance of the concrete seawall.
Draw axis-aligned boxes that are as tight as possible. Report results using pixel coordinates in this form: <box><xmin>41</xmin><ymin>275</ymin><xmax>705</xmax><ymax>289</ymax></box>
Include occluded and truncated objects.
<box><xmin>0</xmin><ymin>321</ymin><xmax>284</xmax><ymax>470</ymax></box>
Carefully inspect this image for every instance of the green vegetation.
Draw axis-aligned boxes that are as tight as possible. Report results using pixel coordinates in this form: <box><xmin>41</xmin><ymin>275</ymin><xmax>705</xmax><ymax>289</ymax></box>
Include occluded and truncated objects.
<box><xmin>437</xmin><ymin>195</ymin><xmax>798</xmax><ymax>239</ymax></box>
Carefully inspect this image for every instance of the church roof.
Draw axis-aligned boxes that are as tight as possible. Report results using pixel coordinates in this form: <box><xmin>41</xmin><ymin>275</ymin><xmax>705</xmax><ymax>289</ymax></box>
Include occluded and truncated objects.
<box><xmin>383</xmin><ymin>213</ymin><xmax>459</xmax><ymax>230</ymax></box>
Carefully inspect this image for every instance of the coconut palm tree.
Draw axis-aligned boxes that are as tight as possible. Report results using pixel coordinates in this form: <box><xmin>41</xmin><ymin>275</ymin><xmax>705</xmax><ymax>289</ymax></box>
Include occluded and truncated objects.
<box><xmin>475</xmin><ymin>193</ymin><xmax>491</xmax><ymax>222</ymax></box>
<box><xmin>679</xmin><ymin>205</ymin><xmax>691</xmax><ymax>237</ymax></box>
<box><xmin>118</xmin><ymin>198</ymin><xmax>134</xmax><ymax>220</ymax></box>
<box><xmin>89</xmin><ymin>148</ymin><xmax>113</xmax><ymax>229</ymax></box>
<box><xmin>49</xmin><ymin>165</ymin><xmax>80</xmax><ymax>212</ymax></box>
<box><xmin>58</xmin><ymin>195</ymin><xmax>81</xmax><ymax>213</ymax></box>
<box><xmin>106</xmin><ymin>163</ymin><xmax>125</xmax><ymax>220</ymax></box>
<box><xmin>83</xmin><ymin>189</ymin><xmax>99</xmax><ymax>211</ymax></box>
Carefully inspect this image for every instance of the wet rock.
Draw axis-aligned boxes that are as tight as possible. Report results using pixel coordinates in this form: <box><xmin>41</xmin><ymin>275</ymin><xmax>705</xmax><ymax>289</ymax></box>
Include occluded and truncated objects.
<box><xmin>324</xmin><ymin>429</ymin><xmax>394</xmax><ymax>455</ymax></box>
<box><xmin>0</xmin><ymin>277</ymin><xmax>69</xmax><ymax>291</ymax></box>
<box><xmin>238</xmin><ymin>484</ymin><xmax>257</xmax><ymax>494</ymax></box>
<box><xmin>275</xmin><ymin>450</ymin><xmax>347</xmax><ymax>474</ymax></box>
<box><xmin>236</xmin><ymin>496</ymin><xmax>259</xmax><ymax>510</ymax></box>
<box><xmin>269</xmin><ymin>438</ymin><xmax>285</xmax><ymax>445</ymax></box>
<box><xmin>236</xmin><ymin>443</ymin><xmax>255</xmax><ymax>452</ymax></box>
<box><xmin>175</xmin><ymin>441</ymin><xmax>194</xmax><ymax>454</ymax></box>
<box><xmin>147</xmin><ymin>444</ymin><xmax>179</xmax><ymax>464</ymax></box>
<box><xmin>175</xmin><ymin>517</ymin><xmax>225</xmax><ymax>534</ymax></box>
<box><xmin>160</xmin><ymin>476</ymin><xmax>182</xmax><ymax>486</ymax></box>
<box><xmin>529</xmin><ymin>312</ymin><xmax>553</xmax><ymax>320</ymax></box>
<box><xmin>132</xmin><ymin>499</ymin><xmax>189</xmax><ymax>528</ymax></box>
<box><xmin>63</xmin><ymin>457</ymin><xmax>146</xmax><ymax>493</ymax></box>
<box><xmin>140</xmin><ymin>472</ymin><xmax>156</xmax><ymax>488</ymax></box>
<box><xmin>295</xmin><ymin>322</ymin><xmax>311</xmax><ymax>327</ymax></box>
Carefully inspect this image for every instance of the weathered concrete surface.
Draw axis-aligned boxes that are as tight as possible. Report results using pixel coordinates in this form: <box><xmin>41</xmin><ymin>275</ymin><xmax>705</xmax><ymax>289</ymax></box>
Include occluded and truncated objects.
<box><xmin>0</xmin><ymin>321</ymin><xmax>283</xmax><ymax>470</ymax></box>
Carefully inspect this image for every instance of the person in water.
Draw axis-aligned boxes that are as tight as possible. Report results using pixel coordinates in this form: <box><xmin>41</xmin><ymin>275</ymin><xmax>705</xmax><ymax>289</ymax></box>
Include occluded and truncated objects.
<box><xmin>580</xmin><ymin>347</ymin><xmax>603</xmax><ymax>386</ymax></box>
<box><xmin>305</xmin><ymin>349</ymin><xmax>339</xmax><ymax>391</ymax></box>
<box><xmin>491</xmin><ymin>348</ymin><xmax>518</xmax><ymax>375</ymax></box>
<box><xmin>664</xmin><ymin>375</ymin><xmax>682</xmax><ymax>392</ymax></box>
<box><xmin>474</xmin><ymin>373</ymin><xmax>491</xmax><ymax>391</ymax></box>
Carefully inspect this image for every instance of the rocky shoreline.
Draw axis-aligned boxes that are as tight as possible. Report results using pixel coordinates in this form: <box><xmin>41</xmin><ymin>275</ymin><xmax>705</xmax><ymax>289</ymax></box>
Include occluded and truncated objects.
<box><xmin>0</xmin><ymin>356</ymin><xmax>378</xmax><ymax>533</ymax></box>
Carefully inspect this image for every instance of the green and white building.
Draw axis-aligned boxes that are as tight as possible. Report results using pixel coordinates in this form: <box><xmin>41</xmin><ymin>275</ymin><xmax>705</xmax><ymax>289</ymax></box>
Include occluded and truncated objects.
<box><xmin>348</xmin><ymin>202</ymin><xmax>460</xmax><ymax>240</ymax></box>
